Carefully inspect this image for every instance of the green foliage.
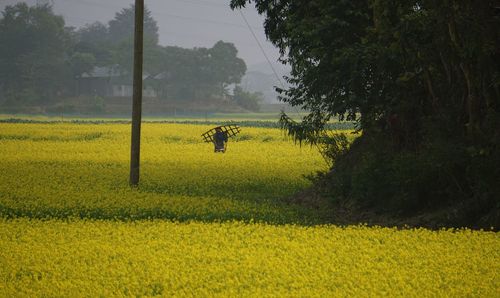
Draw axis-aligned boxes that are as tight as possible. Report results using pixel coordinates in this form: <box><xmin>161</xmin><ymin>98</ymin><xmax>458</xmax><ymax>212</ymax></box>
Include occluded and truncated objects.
<box><xmin>69</xmin><ymin>52</ymin><xmax>96</xmax><ymax>78</ymax></box>
<box><xmin>0</xmin><ymin>2</ymin><xmax>249</xmax><ymax>108</ymax></box>
<box><xmin>232</xmin><ymin>0</ymin><xmax>500</xmax><ymax>221</ymax></box>
<box><xmin>209</xmin><ymin>41</ymin><xmax>247</xmax><ymax>86</ymax></box>
<box><xmin>108</xmin><ymin>5</ymin><xmax>159</xmax><ymax>45</ymax></box>
<box><xmin>231</xmin><ymin>0</ymin><xmax>499</xmax><ymax>141</ymax></box>
<box><xmin>153</xmin><ymin>42</ymin><xmax>246</xmax><ymax>101</ymax></box>
<box><xmin>98</xmin><ymin>6</ymin><xmax>246</xmax><ymax>102</ymax></box>
<box><xmin>74</xmin><ymin>22</ymin><xmax>113</xmax><ymax>66</ymax></box>
<box><xmin>78</xmin><ymin>22</ymin><xmax>109</xmax><ymax>45</ymax></box>
<box><xmin>326</xmin><ymin>133</ymin><xmax>500</xmax><ymax>226</ymax></box>
<box><xmin>106</xmin><ymin>5</ymin><xmax>160</xmax><ymax>75</ymax></box>
<box><xmin>0</xmin><ymin>3</ymin><xmax>71</xmax><ymax>105</ymax></box>
<box><xmin>233</xmin><ymin>86</ymin><xmax>263</xmax><ymax>112</ymax></box>
<box><xmin>279</xmin><ymin>112</ymin><xmax>350</xmax><ymax>166</ymax></box>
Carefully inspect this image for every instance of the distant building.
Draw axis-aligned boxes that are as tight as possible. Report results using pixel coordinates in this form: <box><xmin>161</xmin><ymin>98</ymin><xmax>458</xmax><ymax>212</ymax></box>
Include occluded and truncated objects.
<box><xmin>147</xmin><ymin>71</ymin><xmax>172</xmax><ymax>99</ymax></box>
<box><xmin>76</xmin><ymin>66</ymin><xmax>157</xmax><ymax>98</ymax></box>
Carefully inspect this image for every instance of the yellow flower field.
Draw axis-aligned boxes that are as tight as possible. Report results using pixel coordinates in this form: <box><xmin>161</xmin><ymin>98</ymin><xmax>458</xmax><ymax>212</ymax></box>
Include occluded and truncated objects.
<box><xmin>1</xmin><ymin>219</ymin><xmax>498</xmax><ymax>297</ymax></box>
<box><xmin>0</xmin><ymin>123</ymin><xmax>327</xmax><ymax>223</ymax></box>
<box><xmin>0</xmin><ymin>122</ymin><xmax>498</xmax><ymax>296</ymax></box>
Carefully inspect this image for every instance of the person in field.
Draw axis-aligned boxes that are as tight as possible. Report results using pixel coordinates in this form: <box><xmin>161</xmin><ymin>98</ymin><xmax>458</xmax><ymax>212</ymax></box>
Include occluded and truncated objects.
<box><xmin>213</xmin><ymin>127</ymin><xmax>228</xmax><ymax>153</ymax></box>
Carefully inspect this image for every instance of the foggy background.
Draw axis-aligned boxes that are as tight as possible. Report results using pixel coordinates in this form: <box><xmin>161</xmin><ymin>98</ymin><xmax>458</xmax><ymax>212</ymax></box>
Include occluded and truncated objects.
<box><xmin>0</xmin><ymin>0</ymin><xmax>289</xmax><ymax>76</ymax></box>
<box><xmin>0</xmin><ymin>0</ymin><xmax>294</xmax><ymax>114</ymax></box>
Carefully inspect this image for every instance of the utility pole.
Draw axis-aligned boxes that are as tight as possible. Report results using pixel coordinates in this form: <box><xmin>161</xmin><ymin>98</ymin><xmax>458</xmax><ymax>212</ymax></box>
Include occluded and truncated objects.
<box><xmin>129</xmin><ymin>0</ymin><xmax>144</xmax><ymax>186</ymax></box>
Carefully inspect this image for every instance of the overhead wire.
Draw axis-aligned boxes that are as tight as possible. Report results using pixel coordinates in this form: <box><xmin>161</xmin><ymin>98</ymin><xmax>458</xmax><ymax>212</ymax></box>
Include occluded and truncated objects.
<box><xmin>238</xmin><ymin>8</ymin><xmax>317</xmax><ymax>163</ymax></box>
<box><xmin>238</xmin><ymin>9</ymin><xmax>285</xmax><ymax>89</ymax></box>
<box><xmin>238</xmin><ymin>9</ymin><xmax>303</xmax><ymax>118</ymax></box>
<box><xmin>64</xmin><ymin>0</ymin><xmax>262</xmax><ymax>30</ymax></box>
<box><xmin>167</xmin><ymin>0</ymin><xmax>227</xmax><ymax>8</ymax></box>
<box><xmin>54</xmin><ymin>0</ymin><xmax>273</xmax><ymax>53</ymax></box>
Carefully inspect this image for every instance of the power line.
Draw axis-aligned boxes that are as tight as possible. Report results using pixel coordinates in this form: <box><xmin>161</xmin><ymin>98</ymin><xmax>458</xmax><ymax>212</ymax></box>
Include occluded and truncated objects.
<box><xmin>158</xmin><ymin>30</ymin><xmax>268</xmax><ymax>48</ymax></box>
<box><xmin>151</xmin><ymin>11</ymin><xmax>259</xmax><ymax>30</ymax></box>
<box><xmin>238</xmin><ymin>8</ymin><xmax>304</xmax><ymax>125</ymax></box>
<box><xmin>168</xmin><ymin>0</ymin><xmax>227</xmax><ymax>8</ymax></box>
<box><xmin>64</xmin><ymin>14</ymin><xmax>268</xmax><ymax>49</ymax></box>
<box><xmin>61</xmin><ymin>7</ymin><xmax>271</xmax><ymax>49</ymax></box>
<box><xmin>238</xmin><ymin>9</ymin><xmax>285</xmax><ymax>88</ymax></box>
<box><xmin>66</xmin><ymin>0</ymin><xmax>262</xmax><ymax>30</ymax></box>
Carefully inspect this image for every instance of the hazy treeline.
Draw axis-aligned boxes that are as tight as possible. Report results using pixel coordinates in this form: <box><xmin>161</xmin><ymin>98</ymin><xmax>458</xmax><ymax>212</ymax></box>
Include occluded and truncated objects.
<box><xmin>0</xmin><ymin>3</ymin><xmax>263</xmax><ymax>112</ymax></box>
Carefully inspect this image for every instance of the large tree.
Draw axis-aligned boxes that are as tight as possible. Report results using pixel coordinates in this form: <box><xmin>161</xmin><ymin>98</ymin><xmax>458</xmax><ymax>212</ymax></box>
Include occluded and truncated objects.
<box><xmin>108</xmin><ymin>4</ymin><xmax>159</xmax><ymax>45</ymax></box>
<box><xmin>154</xmin><ymin>41</ymin><xmax>246</xmax><ymax>101</ymax></box>
<box><xmin>231</xmin><ymin>0</ymin><xmax>500</xmax><ymax>223</ymax></box>
<box><xmin>208</xmin><ymin>41</ymin><xmax>247</xmax><ymax>85</ymax></box>
<box><xmin>74</xmin><ymin>22</ymin><xmax>112</xmax><ymax>66</ymax></box>
<box><xmin>231</xmin><ymin>0</ymin><xmax>499</xmax><ymax>140</ymax></box>
<box><xmin>107</xmin><ymin>5</ymin><xmax>161</xmax><ymax>74</ymax></box>
<box><xmin>0</xmin><ymin>3</ymin><xmax>71</xmax><ymax>105</ymax></box>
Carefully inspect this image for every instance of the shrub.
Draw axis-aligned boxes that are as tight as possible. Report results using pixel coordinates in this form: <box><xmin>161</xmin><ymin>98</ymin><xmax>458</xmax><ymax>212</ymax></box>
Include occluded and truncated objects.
<box><xmin>328</xmin><ymin>133</ymin><xmax>499</xmax><ymax>226</ymax></box>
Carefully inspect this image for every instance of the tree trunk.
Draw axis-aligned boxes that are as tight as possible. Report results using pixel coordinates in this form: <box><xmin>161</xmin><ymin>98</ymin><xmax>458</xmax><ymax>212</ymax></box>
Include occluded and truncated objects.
<box><xmin>447</xmin><ymin>11</ymin><xmax>482</xmax><ymax>139</ymax></box>
<box><xmin>461</xmin><ymin>63</ymin><xmax>482</xmax><ymax>138</ymax></box>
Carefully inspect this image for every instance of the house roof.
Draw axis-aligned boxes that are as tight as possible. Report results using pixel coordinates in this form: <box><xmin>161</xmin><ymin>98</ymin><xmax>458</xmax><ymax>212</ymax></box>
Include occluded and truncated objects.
<box><xmin>153</xmin><ymin>71</ymin><xmax>172</xmax><ymax>80</ymax></box>
<box><xmin>81</xmin><ymin>66</ymin><xmax>123</xmax><ymax>78</ymax></box>
<box><xmin>81</xmin><ymin>66</ymin><xmax>155</xmax><ymax>85</ymax></box>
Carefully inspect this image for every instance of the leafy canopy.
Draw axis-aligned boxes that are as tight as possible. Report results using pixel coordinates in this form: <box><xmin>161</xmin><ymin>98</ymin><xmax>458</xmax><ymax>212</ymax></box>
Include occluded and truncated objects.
<box><xmin>230</xmin><ymin>0</ymin><xmax>500</xmax><ymax>145</ymax></box>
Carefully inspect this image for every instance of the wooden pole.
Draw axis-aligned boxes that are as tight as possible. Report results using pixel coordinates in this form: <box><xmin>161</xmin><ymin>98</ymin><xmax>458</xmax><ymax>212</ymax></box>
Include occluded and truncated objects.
<box><xmin>129</xmin><ymin>0</ymin><xmax>144</xmax><ymax>186</ymax></box>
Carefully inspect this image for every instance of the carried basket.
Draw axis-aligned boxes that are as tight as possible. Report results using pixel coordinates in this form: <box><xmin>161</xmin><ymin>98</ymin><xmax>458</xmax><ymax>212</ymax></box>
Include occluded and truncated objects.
<box><xmin>201</xmin><ymin>125</ymin><xmax>241</xmax><ymax>143</ymax></box>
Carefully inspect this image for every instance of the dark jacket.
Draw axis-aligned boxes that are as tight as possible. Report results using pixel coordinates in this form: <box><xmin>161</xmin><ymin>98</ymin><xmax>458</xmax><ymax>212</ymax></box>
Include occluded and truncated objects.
<box><xmin>214</xmin><ymin>131</ymin><xmax>228</xmax><ymax>148</ymax></box>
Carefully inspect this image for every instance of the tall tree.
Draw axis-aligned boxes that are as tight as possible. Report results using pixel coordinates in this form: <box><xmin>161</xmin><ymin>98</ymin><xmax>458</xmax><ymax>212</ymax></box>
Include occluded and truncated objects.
<box><xmin>208</xmin><ymin>41</ymin><xmax>247</xmax><ymax>84</ymax></box>
<box><xmin>230</xmin><ymin>0</ymin><xmax>499</xmax><ymax>141</ymax></box>
<box><xmin>230</xmin><ymin>0</ymin><xmax>500</xmax><ymax>219</ymax></box>
<box><xmin>207</xmin><ymin>41</ymin><xmax>247</xmax><ymax>97</ymax></box>
<box><xmin>108</xmin><ymin>4</ymin><xmax>158</xmax><ymax>45</ymax></box>
<box><xmin>68</xmin><ymin>52</ymin><xmax>95</xmax><ymax>78</ymax></box>
<box><xmin>108</xmin><ymin>4</ymin><xmax>159</xmax><ymax>74</ymax></box>
<box><xmin>0</xmin><ymin>3</ymin><xmax>71</xmax><ymax>104</ymax></box>
<box><xmin>78</xmin><ymin>22</ymin><xmax>109</xmax><ymax>45</ymax></box>
<box><xmin>153</xmin><ymin>41</ymin><xmax>246</xmax><ymax>101</ymax></box>
<box><xmin>74</xmin><ymin>22</ymin><xmax>112</xmax><ymax>66</ymax></box>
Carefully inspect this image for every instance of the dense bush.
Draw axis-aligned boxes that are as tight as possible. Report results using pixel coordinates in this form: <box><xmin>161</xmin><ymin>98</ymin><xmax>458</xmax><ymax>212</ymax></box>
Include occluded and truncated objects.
<box><xmin>327</xmin><ymin>133</ymin><xmax>499</xmax><ymax>225</ymax></box>
<box><xmin>233</xmin><ymin>0</ymin><xmax>500</xmax><ymax>227</ymax></box>
<box><xmin>233</xmin><ymin>86</ymin><xmax>263</xmax><ymax>112</ymax></box>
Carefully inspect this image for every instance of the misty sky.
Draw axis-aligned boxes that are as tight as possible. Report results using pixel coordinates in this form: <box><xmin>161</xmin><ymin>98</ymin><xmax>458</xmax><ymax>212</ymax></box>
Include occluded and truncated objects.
<box><xmin>0</xmin><ymin>0</ymin><xmax>287</xmax><ymax>71</ymax></box>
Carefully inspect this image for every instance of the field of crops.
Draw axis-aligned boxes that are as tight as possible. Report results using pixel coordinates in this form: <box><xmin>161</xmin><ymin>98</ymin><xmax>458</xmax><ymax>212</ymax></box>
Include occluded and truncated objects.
<box><xmin>0</xmin><ymin>122</ymin><xmax>329</xmax><ymax>223</ymax></box>
<box><xmin>0</xmin><ymin>121</ymin><xmax>498</xmax><ymax>296</ymax></box>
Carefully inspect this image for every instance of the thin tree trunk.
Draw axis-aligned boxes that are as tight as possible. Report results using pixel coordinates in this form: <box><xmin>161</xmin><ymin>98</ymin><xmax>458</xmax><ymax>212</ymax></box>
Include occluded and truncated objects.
<box><xmin>129</xmin><ymin>0</ymin><xmax>144</xmax><ymax>186</ymax></box>
<box><xmin>461</xmin><ymin>64</ymin><xmax>482</xmax><ymax>137</ymax></box>
<box><xmin>447</xmin><ymin>12</ymin><xmax>482</xmax><ymax>138</ymax></box>
<box><xmin>424</xmin><ymin>68</ymin><xmax>438</xmax><ymax>110</ymax></box>
<box><xmin>439</xmin><ymin>51</ymin><xmax>451</xmax><ymax>84</ymax></box>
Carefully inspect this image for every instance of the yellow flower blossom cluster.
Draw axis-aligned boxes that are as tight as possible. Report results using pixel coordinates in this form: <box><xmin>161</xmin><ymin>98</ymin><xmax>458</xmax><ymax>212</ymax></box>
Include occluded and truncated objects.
<box><xmin>0</xmin><ymin>123</ymin><xmax>327</xmax><ymax>223</ymax></box>
<box><xmin>0</xmin><ymin>219</ymin><xmax>498</xmax><ymax>297</ymax></box>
